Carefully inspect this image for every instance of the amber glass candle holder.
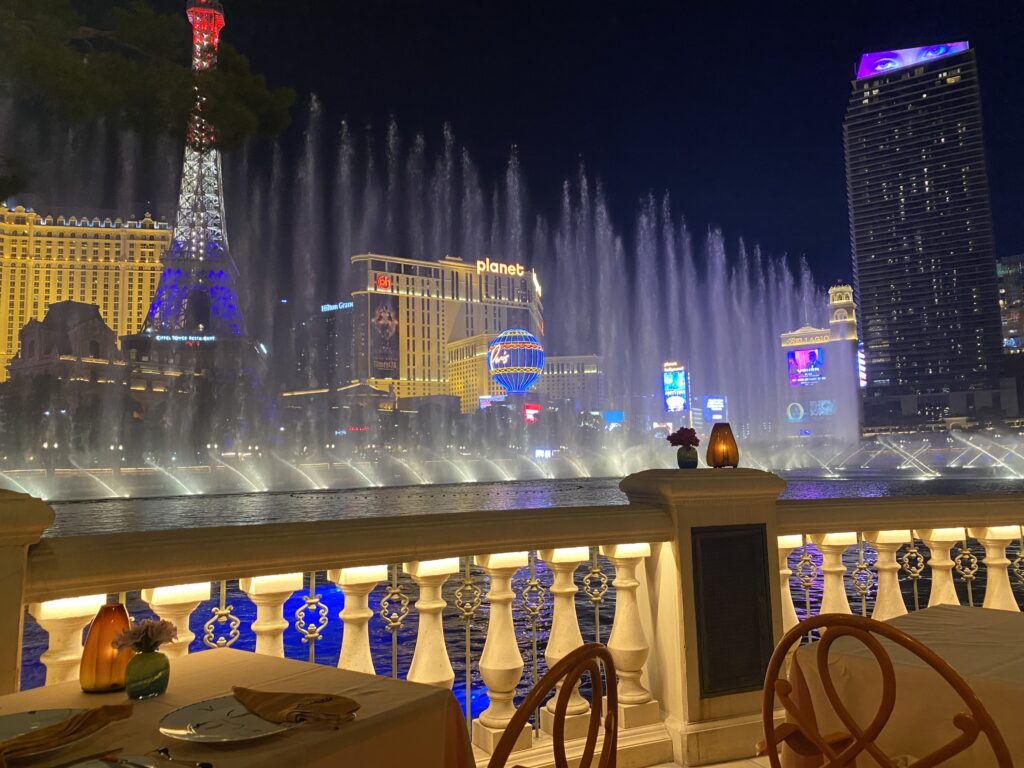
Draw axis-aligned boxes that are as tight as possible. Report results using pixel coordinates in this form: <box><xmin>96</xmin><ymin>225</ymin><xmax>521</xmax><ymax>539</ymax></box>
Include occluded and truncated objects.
<box><xmin>706</xmin><ymin>422</ymin><xmax>740</xmax><ymax>468</ymax></box>
<box><xmin>79</xmin><ymin>603</ymin><xmax>134</xmax><ymax>692</ymax></box>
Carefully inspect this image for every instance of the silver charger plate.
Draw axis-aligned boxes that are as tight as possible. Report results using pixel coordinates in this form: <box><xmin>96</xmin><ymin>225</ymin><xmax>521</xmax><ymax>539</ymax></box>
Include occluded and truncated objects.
<box><xmin>0</xmin><ymin>708</ymin><xmax>90</xmax><ymax>757</ymax></box>
<box><xmin>158</xmin><ymin>694</ymin><xmax>299</xmax><ymax>743</ymax></box>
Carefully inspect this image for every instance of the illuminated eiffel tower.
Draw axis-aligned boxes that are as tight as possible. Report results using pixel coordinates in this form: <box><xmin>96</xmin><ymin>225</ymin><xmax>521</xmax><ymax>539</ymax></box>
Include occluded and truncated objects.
<box><xmin>144</xmin><ymin>0</ymin><xmax>244</xmax><ymax>337</ymax></box>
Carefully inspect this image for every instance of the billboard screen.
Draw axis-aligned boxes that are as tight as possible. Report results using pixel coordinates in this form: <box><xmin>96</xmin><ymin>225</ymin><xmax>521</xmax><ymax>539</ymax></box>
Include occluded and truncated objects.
<box><xmin>663</xmin><ymin>364</ymin><xmax>689</xmax><ymax>412</ymax></box>
<box><xmin>702</xmin><ymin>396</ymin><xmax>727</xmax><ymax>424</ymax></box>
<box><xmin>523</xmin><ymin>403</ymin><xmax>541</xmax><ymax>424</ymax></box>
<box><xmin>857</xmin><ymin>42</ymin><xmax>968</xmax><ymax>79</ymax></box>
<box><xmin>787</xmin><ymin>348</ymin><xmax>825</xmax><ymax>387</ymax></box>
<box><xmin>370</xmin><ymin>294</ymin><xmax>399</xmax><ymax>379</ymax></box>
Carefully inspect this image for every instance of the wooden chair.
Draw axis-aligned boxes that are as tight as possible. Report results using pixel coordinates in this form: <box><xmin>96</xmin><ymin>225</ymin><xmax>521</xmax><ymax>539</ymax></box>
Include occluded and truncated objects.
<box><xmin>487</xmin><ymin>642</ymin><xmax>618</xmax><ymax>768</ymax></box>
<box><xmin>760</xmin><ymin>613</ymin><xmax>1012</xmax><ymax>767</ymax></box>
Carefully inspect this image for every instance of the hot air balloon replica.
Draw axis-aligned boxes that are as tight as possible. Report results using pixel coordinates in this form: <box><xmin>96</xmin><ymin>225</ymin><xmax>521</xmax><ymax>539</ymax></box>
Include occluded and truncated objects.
<box><xmin>488</xmin><ymin>329</ymin><xmax>545</xmax><ymax>395</ymax></box>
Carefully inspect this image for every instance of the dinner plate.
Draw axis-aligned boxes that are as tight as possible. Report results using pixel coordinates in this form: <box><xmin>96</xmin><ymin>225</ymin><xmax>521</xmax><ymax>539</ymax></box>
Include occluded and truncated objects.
<box><xmin>158</xmin><ymin>695</ymin><xmax>299</xmax><ymax>743</ymax></box>
<box><xmin>0</xmin><ymin>708</ymin><xmax>91</xmax><ymax>757</ymax></box>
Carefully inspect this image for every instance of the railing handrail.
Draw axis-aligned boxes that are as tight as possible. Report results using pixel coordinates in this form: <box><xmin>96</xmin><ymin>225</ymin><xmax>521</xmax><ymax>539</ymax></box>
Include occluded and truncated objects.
<box><xmin>23</xmin><ymin>503</ymin><xmax>672</xmax><ymax>602</ymax></box>
<box><xmin>777</xmin><ymin>494</ymin><xmax>1024</xmax><ymax>536</ymax></box>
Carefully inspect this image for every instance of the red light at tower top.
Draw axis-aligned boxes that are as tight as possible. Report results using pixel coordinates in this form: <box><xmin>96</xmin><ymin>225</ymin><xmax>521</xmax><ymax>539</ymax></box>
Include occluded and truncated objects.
<box><xmin>187</xmin><ymin>0</ymin><xmax>225</xmax><ymax>71</ymax></box>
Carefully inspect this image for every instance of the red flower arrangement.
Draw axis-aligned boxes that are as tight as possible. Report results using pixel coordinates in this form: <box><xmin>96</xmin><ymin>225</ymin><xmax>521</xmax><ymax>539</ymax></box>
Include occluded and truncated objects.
<box><xmin>666</xmin><ymin>426</ymin><xmax>700</xmax><ymax>448</ymax></box>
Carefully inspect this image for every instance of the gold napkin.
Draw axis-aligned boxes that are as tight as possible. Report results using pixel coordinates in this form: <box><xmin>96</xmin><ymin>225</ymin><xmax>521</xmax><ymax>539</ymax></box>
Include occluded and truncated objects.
<box><xmin>232</xmin><ymin>686</ymin><xmax>360</xmax><ymax>724</ymax></box>
<box><xmin>0</xmin><ymin>703</ymin><xmax>132</xmax><ymax>768</ymax></box>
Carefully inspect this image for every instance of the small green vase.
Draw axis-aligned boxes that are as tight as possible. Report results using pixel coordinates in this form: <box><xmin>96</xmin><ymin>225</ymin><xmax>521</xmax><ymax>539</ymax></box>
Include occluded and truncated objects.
<box><xmin>677</xmin><ymin>446</ymin><xmax>699</xmax><ymax>469</ymax></box>
<box><xmin>124</xmin><ymin>650</ymin><xmax>170</xmax><ymax>700</ymax></box>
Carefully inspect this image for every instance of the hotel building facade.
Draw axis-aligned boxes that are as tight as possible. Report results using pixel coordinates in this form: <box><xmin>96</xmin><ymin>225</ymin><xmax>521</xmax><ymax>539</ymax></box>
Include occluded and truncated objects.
<box><xmin>844</xmin><ymin>43</ymin><xmax>1004</xmax><ymax>428</ymax></box>
<box><xmin>350</xmin><ymin>254</ymin><xmax>543</xmax><ymax>402</ymax></box>
<box><xmin>0</xmin><ymin>204</ymin><xmax>171</xmax><ymax>379</ymax></box>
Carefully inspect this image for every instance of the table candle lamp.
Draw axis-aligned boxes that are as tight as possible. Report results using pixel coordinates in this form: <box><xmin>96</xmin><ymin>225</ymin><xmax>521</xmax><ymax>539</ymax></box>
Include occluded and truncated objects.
<box><xmin>80</xmin><ymin>603</ymin><xmax>134</xmax><ymax>692</ymax></box>
<box><xmin>706</xmin><ymin>422</ymin><xmax>739</xmax><ymax>468</ymax></box>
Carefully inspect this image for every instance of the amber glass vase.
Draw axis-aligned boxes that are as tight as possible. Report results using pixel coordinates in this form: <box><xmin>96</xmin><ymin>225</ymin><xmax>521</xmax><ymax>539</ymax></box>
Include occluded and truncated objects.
<box><xmin>79</xmin><ymin>604</ymin><xmax>134</xmax><ymax>692</ymax></box>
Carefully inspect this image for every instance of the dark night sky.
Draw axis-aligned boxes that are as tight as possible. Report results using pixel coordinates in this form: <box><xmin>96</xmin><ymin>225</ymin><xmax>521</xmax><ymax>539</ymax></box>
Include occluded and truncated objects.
<box><xmin>220</xmin><ymin>0</ymin><xmax>1024</xmax><ymax>282</ymax></box>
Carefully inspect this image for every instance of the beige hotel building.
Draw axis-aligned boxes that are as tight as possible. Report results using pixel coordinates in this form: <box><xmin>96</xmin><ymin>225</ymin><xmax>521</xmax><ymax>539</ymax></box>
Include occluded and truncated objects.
<box><xmin>0</xmin><ymin>204</ymin><xmax>171</xmax><ymax>379</ymax></box>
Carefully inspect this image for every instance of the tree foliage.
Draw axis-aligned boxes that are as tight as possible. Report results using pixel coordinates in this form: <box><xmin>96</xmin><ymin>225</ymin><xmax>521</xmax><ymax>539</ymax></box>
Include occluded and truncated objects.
<box><xmin>0</xmin><ymin>0</ymin><xmax>294</xmax><ymax>192</ymax></box>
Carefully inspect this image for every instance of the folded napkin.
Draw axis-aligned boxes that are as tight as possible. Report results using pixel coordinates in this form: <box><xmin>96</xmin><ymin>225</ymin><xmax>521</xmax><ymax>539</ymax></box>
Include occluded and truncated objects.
<box><xmin>232</xmin><ymin>687</ymin><xmax>359</xmax><ymax>724</ymax></box>
<box><xmin>0</xmin><ymin>704</ymin><xmax>132</xmax><ymax>768</ymax></box>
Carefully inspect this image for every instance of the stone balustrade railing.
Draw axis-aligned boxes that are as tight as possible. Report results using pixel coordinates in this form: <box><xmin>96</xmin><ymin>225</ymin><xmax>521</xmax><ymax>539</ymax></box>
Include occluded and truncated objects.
<box><xmin>5</xmin><ymin>471</ymin><xmax>1024</xmax><ymax>767</ymax></box>
<box><xmin>775</xmin><ymin>495</ymin><xmax>1024</xmax><ymax>630</ymax></box>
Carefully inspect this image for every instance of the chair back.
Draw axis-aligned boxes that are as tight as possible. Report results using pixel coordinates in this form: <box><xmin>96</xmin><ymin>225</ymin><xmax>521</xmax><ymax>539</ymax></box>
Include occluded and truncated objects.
<box><xmin>761</xmin><ymin>613</ymin><xmax>1012</xmax><ymax>768</ymax></box>
<box><xmin>488</xmin><ymin>642</ymin><xmax>618</xmax><ymax>768</ymax></box>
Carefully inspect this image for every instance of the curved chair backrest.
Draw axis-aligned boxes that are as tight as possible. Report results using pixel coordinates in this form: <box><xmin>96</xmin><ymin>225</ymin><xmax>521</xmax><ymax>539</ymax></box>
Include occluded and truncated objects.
<box><xmin>761</xmin><ymin>613</ymin><xmax>1012</xmax><ymax>768</ymax></box>
<box><xmin>488</xmin><ymin>642</ymin><xmax>618</xmax><ymax>768</ymax></box>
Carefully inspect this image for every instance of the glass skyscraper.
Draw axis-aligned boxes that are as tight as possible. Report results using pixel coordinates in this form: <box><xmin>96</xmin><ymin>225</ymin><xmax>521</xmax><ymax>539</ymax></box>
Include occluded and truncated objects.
<box><xmin>845</xmin><ymin>43</ymin><xmax>1004</xmax><ymax>429</ymax></box>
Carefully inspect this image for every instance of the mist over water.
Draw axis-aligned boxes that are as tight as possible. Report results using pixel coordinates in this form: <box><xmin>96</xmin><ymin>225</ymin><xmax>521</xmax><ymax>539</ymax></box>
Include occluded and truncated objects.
<box><xmin>2</xmin><ymin>95</ymin><xmax>825</xmax><ymax>434</ymax></box>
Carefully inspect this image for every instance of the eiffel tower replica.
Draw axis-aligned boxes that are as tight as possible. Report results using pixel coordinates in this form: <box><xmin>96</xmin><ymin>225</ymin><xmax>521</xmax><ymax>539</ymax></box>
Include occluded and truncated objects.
<box><xmin>123</xmin><ymin>0</ymin><xmax>264</xmax><ymax>452</ymax></box>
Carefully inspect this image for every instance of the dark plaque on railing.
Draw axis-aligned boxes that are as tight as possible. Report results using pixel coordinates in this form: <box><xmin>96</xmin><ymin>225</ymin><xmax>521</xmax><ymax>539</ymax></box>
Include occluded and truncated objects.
<box><xmin>691</xmin><ymin>524</ymin><xmax>773</xmax><ymax>697</ymax></box>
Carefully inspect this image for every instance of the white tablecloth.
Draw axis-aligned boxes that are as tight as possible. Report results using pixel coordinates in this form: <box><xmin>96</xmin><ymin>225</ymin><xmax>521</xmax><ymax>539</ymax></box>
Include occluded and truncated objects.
<box><xmin>0</xmin><ymin>648</ymin><xmax>473</xmax><ymax>767</ymax></box>
<box><xmin>785</xmin><ymin>605</ymin><xmax>1024</xmax><ymax>767</ymax></box>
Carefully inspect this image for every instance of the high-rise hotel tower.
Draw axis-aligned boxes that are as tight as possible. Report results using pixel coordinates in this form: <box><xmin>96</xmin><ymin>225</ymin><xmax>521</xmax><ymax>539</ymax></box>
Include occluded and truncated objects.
<box><xmin>845</xmin><ymin>43</ymin><xmax>1006</xmax><ymax>429</ymax></box>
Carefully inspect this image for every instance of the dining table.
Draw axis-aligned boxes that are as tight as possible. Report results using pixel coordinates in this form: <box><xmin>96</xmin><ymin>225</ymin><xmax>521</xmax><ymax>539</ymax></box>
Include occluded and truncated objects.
<box><xmin>0</xmin><ymin>647</ymin><xmax>474</xmax><ymax>767</ymax></box>
<box><xmin>782</xmin><ymin>604</ymin><xmax>1024</xmax><ymax>767</ymax></box>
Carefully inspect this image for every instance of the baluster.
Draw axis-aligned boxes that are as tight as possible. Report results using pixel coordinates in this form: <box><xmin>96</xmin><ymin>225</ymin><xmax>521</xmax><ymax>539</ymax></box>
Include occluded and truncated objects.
<box><xmin>809</xmin><ymin>532</ymin><xmax>855</xmax><ymax>614</ymax></box>
<box><xmin>141</xmin><ymin>582</ymin><xmax>210</xmax><ymax>658</ymax></box>
<box><xmin>776</xmin><ymin>535</ymin><xmax>803</xmax><ymax>632</ymax></box>
<box><xmin>329</xmin><ymin>564</ymin><xmax>387</xmax><ymax>673</ymax></box>
<box><xmin>601</xmin><ymin>542</ymin><xmax>660</xmax><ymax>729</ymax></box>
<box><xmin>901</xmin><ymin>540</ymin><xmax>925</xmax><ymax>611</ymax></box>
<box><xmin>472</xmin><ymin>552</ymin><xmax>531</xmax><ymax>754</ymax></box>
<box><xmin>27</xmin><ymin>595</ymin><xmax>106</xmax><ymax>685</ymax></box>
<box><xmin>918</xmin><ymin>529</ymin><xmax>963</xmax><ymax>607</ymax></box>
<box><xmin>403</xmin><ymin>558</ymin><xmax>459</xmax><ymax>688</ymax></box>
<box><xmin>239</xmin><ymin>573</ymin><xmax>303</xmax><ymax>657</ymax></box>
<box><xmin>538</xmin><ymin>547</ymin><xmax>590</xmax><ymax>739</ymax></box>
<box><xmin>969</xmin><ymin>526</ymin><xmax>1020</xmax><ymax>612</ymax></box>
<box><xmin>863</xmin><ymin>531</ymin><xmax>910</xmax><ymax>621</ymax></box>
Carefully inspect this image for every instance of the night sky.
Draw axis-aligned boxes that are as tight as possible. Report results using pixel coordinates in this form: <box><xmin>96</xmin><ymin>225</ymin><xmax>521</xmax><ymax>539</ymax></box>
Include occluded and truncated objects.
<box><xmin>217</xmin><ymin>0</ymin><xmax>1023</xmax><ymax>282</ymax></box>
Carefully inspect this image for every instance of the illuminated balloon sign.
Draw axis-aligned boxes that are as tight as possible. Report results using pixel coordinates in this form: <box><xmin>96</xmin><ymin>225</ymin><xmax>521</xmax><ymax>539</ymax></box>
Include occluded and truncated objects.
<box><xmin>857</xmin><ymin>42</ymin><xmax>968</xmax><ymax>79</ymax></box>
<box><xmin>488</xmin><ymin>329</ymin><xmax>544</xmax><ymax>395</ymax></box>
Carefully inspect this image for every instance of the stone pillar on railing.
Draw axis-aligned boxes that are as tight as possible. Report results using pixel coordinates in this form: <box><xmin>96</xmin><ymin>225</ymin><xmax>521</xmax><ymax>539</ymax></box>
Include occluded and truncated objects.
<box><xmin>969</xmin><ymin>526</ymin><xmax>1020</xmax><ymax>612</ymax></box>
<box><xmin>404</xmin><ymin>558</ymin><xmax>459</xmax><ymax>688</ymax></box>
<box><xmin>538</xmin><ymin>546</ymin><xmax>591</xmax><ymax>739</ymax></box>
<box><xmin>619</xmin><ymin>469</ymin><xmax>787</xmax><ymax>767</ymax></box>
<box><xmin>862</xmin><ymin>531</ymin><xmax>910</xmax><ymax>621</ymax></box>
<box><xmin>600</xmin><ymin>542</ymin><xmax>660</xmax><ymax>729</ymax></box>
<box><xmin>472</xmin><ymin>552</ymin><xmax>531</xmax><ymax>754</ymax></box>
<box><xmin>141</xmin><ymin>583</ymin><xmax>210</xmax><ymax>658</ymax></box>
<box><xmin>328</xmin><ymin>564</ymin><xmax>387</xmax><ymax>673</ymax></box>
<box><xmin>27</xmin><ymin>594</ymin><xmax>106</xmax><ymax>685</ymax></box>
<box><xmin>776</xmin><ymin>535</ymin><xmax>803</xmax><ymax>632</ymax></box>
<box><xmin>0</xmin><ymin>491</ymin><xmax>55</xmax><ymax>694</ymax></box>
<box><xmin>918</xmin><ymin>528</ymin><xmax>962</xmax><ymax>607</ymax></box>
<box><xmin>809</xmin><ymin>532</ymin><xmax>855</xmax><ymax>615</ymax></box>
<box><xmin>239</xmin><ymin>573</ymin><xmax>303</xmax><ymax>657</ymax></box>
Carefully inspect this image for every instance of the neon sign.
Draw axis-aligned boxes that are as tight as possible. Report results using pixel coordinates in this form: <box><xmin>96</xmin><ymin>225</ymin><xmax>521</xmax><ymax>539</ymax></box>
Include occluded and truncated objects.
<box><xmin>375</xmin><ymin>274</ymin><xmax>392</xmax><ymax>290</ymax></box>
<box><xmin>857</xmin><ymin>42</ymin><xmax>968</xmax><ymax>79</ymax></box>
<box><xmin>523</xmin><ymin>403</ymin><xmax>541</xmax><ymax>424</ymax></box>
<box><xmin>476</xmin><ymin>258</ymin><xmax>526</xmax><ymax>276</ymax></box>
<box><xmin>662</xmin><ymin>362</ymin><xmax>689</xmax><ymax>413</ymax></box>
<box><xmin>155</xmin><ymin>334</ymin><xmax>216</xmax><ymax>343</ymax></box>
<box><xmin>321</xmin><ymin>301</ymin><xmax>354</xmax><ymax>313</ymax></box>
